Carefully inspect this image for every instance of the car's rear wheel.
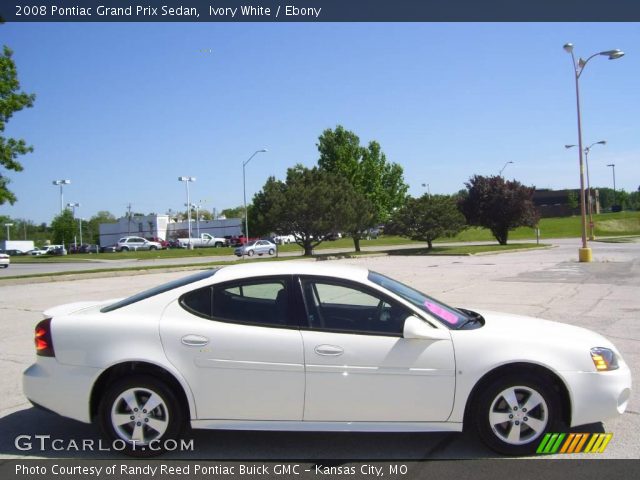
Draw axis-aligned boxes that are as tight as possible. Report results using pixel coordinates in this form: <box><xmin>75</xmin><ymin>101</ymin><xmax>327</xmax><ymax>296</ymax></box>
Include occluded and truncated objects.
<box><xmin>248</xmin><ymin>250</ymin><xmax>255</xmax><ymax>257</ymax></box>
<box><xmin>120</xmin><ymin>246</ymin><xmax>129</xmax><ymax>252</ymax></box>
<box><xmin>149</xmin><ymin>246</ymin><xmax>157</xmax><ymax>251</ymax></box>
<box><xmin>98</xmin><ymin>375</ymin><xmax>185</xmax><ymax>457</ymax></box>
<box><xmin>268</xmin><ymin>248</ymin><xmax>275</xmax><ymax>255</ymax></box>
<box><xmin>473</xmin><ymin>374</ymin><xmax>562</xmax><ymax>455</ymax></box>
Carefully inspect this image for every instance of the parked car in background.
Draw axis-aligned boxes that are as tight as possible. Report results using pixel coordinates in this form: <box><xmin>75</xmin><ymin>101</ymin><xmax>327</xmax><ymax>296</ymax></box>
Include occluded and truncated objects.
<box><xmin>0</xmin><ymin>252</ymin><xmax>9</xmax><ymax>268</ymax></box>
<box><xmin>23</xmin><ymin>262</ymin><xmax>632</xmax><ymax>456</ymax></box>
<box><xmin>100</xmin><ymin>244</ymin><xmax>117</xmax><ymax>253</ymax></box>
<box><xmin>167</xmin><ymin>239</ymin><xmax>183</xmax><ymax>249</ymax></box>
<box><xmin>273</xmin><ymin>234</ymin><xmax>296</xmax><ymax>245</ymax></box>
<box><xmin>116</xmin><ymin>237</ymin><xmax>162</xmax><ymax>252</ymax></box>
<box><xmin>29</xmin><ymin>247</ymin><xmax>48</xmax><ymax>256</ymax></box>
<box><xmin>145</xmin><ymin>237</ymin><xmax>169</xmax><ymax>249</ymax></box>
<box><xmin>234</xmin><ymin>239</ymin><xmax>277</xmax><ymax>257</ymax></box>
<box><xmin>177</xmin><ymin>233</ymin><xmax>226</xmax><ymax>249</ymax></box>
<box><xmin>3</xmin><ymin>249</ymin><xmax>25</xmax><ymax>256</ymax></box>
<box><xmin>79</xmin><ymin>244</ymin><xmax>100</xmax><ymax>254</ymax></box>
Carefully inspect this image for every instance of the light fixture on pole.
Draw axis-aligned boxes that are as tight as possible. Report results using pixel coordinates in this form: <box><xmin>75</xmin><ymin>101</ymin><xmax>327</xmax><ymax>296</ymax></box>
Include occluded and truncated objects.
<box><xmin>499</xmin><ymin>161</ymin><xmax>514</xmax><ymax>177</ymax></box>
<box><xmin>67</xmin><ymin>202</ymin><xmax>81</xmax><ymax>247</ymax></box>
<box><xmin>4</xmin><ymin>223</ymin><xmax>13</xmax><ymax>241</ymax></box>
<box><xmin>52</xmin><ymin>179</ymin><xmax>71</xmax><ymax>213</ymax></box>
<box><xmin>563</xmin><ymin>42</ymin><xmax>624</xmax><ymax>262</ymax></box>
<box><xmin>421</xmin><ymin>183</ymin><xmax>431</xmax><ymax>196</ymax></box>
<box><xmin>565</xmin><ymin>141</ymin><xmax>606</xmax><ymax>240</ymax></box>
<box><xmin>178</xmin><ymin>177</ymin><xmax>196</xmax><ymax>249</ymax></box>
<box><xmin>242</xmin><ymin>149</ymin><xmax>268</xmax><ymax>246</ymax></box>
<box><xmin>607</xmin><ymin>164</ymin><xmax>617</xmax><ymax>209</ymax></box>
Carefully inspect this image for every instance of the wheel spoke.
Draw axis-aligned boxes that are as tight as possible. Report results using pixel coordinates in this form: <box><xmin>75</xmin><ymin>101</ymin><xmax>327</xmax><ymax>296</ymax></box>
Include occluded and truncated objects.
<box><xmin>113</xmin><ymin>413</ymin><xmax>134</xmax><ymax>427</ymax></box>
<box><xmin>142</xmin><ymin>393</ymin><xmax>163</xmax><ymax>413</ymax></box>
<box><xmin>146</xmin><ymin>417</ymin><xmax>168</xmax><ymax>436</ymax></box>
<box><xmin>522</xmin><ymin>391</ymin><xmax>544</xmax><ymax>413</ymax></box>
<box><xmin>131</xmin><ymin>423</ymin><xmax>145</xmax><ymax>442</ymax></box>
<box><xmin>501</xmin><ymin>388</ymin><xmax>520</xmax><ymax>410</ymax></box>
<box><xmin>489</xmin><ymin>411</ymin><xmax>512</xmax><ymax>426</ymax></box>
<box><xmin>525</xmin><ymin>416</ymin><xmax>546</xmax><ymax>434</ymax></box>
<box><xmin>507</xmin><ymin>422</ymin><xmax>523</xmax><ymax>443</ymax></box>
<box><xmin>121</xmin><ymin>390</ymin><xmax>139</xmax><ymax>412</ymax></box>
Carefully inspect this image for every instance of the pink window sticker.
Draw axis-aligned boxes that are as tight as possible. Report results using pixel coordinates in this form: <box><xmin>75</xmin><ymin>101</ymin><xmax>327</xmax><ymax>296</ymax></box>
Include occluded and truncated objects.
<box><xmin>424</xmin><ymin>301</ymin><xmax>458</xmax><ymax>325</ymax></box>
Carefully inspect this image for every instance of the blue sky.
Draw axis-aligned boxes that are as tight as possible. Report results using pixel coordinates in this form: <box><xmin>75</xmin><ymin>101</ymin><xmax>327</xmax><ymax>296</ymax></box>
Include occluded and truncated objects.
<box><xmin>1</xmin><ymin>22</ymin><xmax>638</xmax><ymax>224</ymax></box>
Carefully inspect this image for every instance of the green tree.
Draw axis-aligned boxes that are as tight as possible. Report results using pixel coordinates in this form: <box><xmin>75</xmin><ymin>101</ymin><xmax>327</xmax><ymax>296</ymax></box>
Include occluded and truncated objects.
<box><xmin>566</xmin><ymin>190</ymin><xmax>579</xmax><ymax>211</ymax></box>
<box><xmin>459</xmin><ymin>175</ymin><xmax>539</xmax><ymax>245</ymax></box>
<box><xmin>50</xmin><ymin>209</ymin><xmax>76</xmax><ymax>246</ymax></box>
<box><xmin>87</xmin><ymin>211</ymin><xmax>116</xmax><ymax>244</ymax></box>
<box><xmin>317</xmin><ymin>125</ymin><xmax>408</xmax><ymax>251</ymax></box>
<box><xmin>1</xmin><ymin>45</ymin><xmax>36</xmax><ymax>205</ymax></box>
<box><xmin>219</xmin><ymin>206</ymin><xmax>245</xmax><ymax>219</ymax></box>
<box><xmin>386</xmin><ymin>194</ymin><xmax>466</xmax><ymax>249</ymax></box>
<box><xmin>250</xmin><ymin>165</ymin><xmax>360</xmax><ymax>256</ymax></box>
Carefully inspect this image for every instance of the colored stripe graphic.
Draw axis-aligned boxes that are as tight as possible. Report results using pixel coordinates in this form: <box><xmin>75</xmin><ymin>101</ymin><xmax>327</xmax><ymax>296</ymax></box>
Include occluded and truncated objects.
<box><xmin>537</xmin><ymin>433</ymin><xmax>612</xmax><ymax>454</ymax></box>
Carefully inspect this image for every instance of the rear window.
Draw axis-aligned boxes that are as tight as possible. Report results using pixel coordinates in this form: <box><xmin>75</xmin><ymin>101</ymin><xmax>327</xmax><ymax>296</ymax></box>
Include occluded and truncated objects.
<box><xmin>101</xmin><ymin>269</ymin><xmax>218</xmax><ymax>313</ymax></box>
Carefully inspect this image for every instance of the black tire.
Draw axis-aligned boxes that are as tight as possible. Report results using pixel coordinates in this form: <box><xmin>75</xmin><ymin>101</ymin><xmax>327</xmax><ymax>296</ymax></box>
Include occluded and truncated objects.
<box><xmin>268</xmin><ymin>248</ymin><xmax>275</xmax><ymax>255</ymax></box>
<box><xmin>98</xmin><ymin>375</ymin><xmax>185</xmax><ymax>457</ymax></box>
<box><xmin>149</xmin><ymin>246</ymin><xmax>157</xmax><ymax>251</ymax></box>
<box><xmin>248</xmin><ymin>250</ymin><xmax>255</xmax><ymax>257</ymax></box>
<box><xmin>215</xmin><ymin>242</ymin><xmax>223</xmax><ymax>248</ymax></box>
<box><xmin>121</xmin><ymin>246</ymin><xmax>129</xmax><ymax>252</ymax></box>
<box><xmin>473</xmin><ymin>374</ymin><xmax>562</xmax><ymax>455</ymax></box>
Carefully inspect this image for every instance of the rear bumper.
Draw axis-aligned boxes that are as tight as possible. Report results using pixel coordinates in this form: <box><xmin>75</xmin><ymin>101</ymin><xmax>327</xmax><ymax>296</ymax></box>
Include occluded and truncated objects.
<box><xmin>564</xmin><ymin>364</ymin><xmax>632</xmax><ymax>427</ymax></box>
<box><xmin>23</xmin><ymin>358</ymin><xmax>102</xmax><ymax>424</ymax></box>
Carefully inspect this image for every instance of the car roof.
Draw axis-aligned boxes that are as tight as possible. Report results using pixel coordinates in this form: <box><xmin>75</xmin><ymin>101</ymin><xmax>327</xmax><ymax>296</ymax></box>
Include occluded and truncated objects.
<box><xmin>212</xmin><ymin>260</ymin><xmax>370</xmax><ymax>284</ymax></box>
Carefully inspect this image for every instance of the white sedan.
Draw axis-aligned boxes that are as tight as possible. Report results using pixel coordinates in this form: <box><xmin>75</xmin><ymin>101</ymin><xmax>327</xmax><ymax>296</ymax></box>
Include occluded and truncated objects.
<box><xmin>234</xmin><ymin>239</ymin><xmax>276</xmax><ymax>257</ymax></box>
<box><xmin>0</xmin><ymin>252</ymin><xmax>9</xmax><ymax>268</ymax></box>
<box><xmin>23</xmin><ymin>262</ymin><xmax>631</xmax><ymax>456</ymax></box>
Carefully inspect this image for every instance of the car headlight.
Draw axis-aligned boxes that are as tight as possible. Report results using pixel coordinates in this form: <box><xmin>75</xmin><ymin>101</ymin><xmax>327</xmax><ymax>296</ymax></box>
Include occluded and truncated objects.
<box><xmin>590</xmin><ymin>347</ymin><xmax>619</xmax><ymax>371</ymax></box>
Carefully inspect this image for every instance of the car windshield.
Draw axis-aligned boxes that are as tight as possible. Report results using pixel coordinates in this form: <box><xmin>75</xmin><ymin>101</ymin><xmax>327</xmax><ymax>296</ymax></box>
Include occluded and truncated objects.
<box><xmin>368</xmin><ymin>271</ymin><xmax>469</xmax><ymax>329</ymax></box>
<box><xmin>101</xmin><ymin>269</ymin><xmax>218</xmax><ymax>313</ymax></box>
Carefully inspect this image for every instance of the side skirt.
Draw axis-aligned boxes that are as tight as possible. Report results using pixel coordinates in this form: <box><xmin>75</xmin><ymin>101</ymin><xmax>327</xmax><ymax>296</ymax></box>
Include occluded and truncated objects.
<box><xmin>190</xmin><ymin>420</ymin><xmax>463</xmax><ymax>433</ymax></box>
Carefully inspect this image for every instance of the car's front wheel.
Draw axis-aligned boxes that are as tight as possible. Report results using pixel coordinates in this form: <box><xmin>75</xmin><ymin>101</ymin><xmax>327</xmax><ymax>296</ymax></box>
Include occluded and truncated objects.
<box><xmin>98</xmin><ymin>375</ymin><xmax>185</xmax><ymax>457</ymax></box>
<box><xmin>473</xmin><ymin>374</ymin><xmax>562</xmax><ymax>455</ymax></box>
<box><xmin>268</xmin><ymin>248</ymin><xmax>275</xmax><ymax>255</ymax></box>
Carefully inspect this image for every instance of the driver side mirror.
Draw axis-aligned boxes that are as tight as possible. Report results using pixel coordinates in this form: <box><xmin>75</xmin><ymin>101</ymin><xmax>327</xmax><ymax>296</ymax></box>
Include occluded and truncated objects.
<box><xmin>403</xmin><ymin>315</ymin><xmax>451</xmax><ymax>341</ymax></box>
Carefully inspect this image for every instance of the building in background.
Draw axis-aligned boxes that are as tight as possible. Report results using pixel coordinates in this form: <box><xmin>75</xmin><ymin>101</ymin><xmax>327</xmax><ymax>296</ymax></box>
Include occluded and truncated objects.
<box><xmin>99</xmin><ymin>214</ymin><xmax>242</xmax><ymax>247</ymax></box>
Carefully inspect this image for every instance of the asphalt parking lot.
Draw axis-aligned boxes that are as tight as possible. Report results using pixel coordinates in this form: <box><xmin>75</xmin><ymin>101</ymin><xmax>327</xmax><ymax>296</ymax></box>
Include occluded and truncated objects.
<box><xmin>0</xmin><ymin>238</ymin><xmax>637</xmax><ymax>459</ymax></box>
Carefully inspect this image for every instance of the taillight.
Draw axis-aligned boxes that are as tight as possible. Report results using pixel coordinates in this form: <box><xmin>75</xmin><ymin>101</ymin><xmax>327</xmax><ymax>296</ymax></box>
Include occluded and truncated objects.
<box><xmin>35</xmin><ymin>318</ymin><xmax>55</xmax><ymax>357</ymax></box>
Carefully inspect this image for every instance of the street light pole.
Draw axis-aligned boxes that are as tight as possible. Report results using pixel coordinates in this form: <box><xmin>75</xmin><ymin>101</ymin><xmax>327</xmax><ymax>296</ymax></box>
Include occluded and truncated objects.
<box><xmin>499</xmin><ymin>161</ymin><xmax>514</xmax><ymax>176</ymax></box>
<box><xmin>565</xmin><ymin>141</ymin><xmax>606</xmax><ymax>240</ymax></box>
<box><xmin>4</xmin><ymin>223</ymin><xmax>13</xmax><ymax>241</ymax></box>
<box><xmin>607</xmin><ymin>164</ymin><xmax>617</xmax><ymax>208</ymax></box>
<box><xmin>563</xmin><ymin>42</ymin><xmax>624</xmax><ymax>262</ymax></box>
<box><xmin>242</xmin><ymin>149</ymin><xmax>268</xmax><ymax>245</ymax></box>
<box><xmin>67</xmin><ymin>202</ymin><xmax>80</xmax><ymax>247</ymax></box>
<box><xmin>52</xmin><ymin>179</ymin><xmax>71</xmax><ymax>214</ymax></box>
<box><xmin>178</xmin><ymin>177</ymin><xmax>196</xmax><ymax>249</ymax></box>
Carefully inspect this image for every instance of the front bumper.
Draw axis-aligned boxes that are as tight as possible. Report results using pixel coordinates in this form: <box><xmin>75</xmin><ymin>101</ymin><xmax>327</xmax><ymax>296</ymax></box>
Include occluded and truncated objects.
<box><xmin>23</xmin><ymin>357</ymin><xmax>102</xmax><ymax>424</ymax></box>
<box><xmin>564</xmin><ymin>364</ymin><xmax>632</xmax><ymax>427</ymax></box>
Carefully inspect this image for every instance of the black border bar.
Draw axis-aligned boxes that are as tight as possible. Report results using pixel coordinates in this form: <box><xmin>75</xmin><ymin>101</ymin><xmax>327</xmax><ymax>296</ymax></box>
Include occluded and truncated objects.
<box><xmin>2</xmin><ymin>0</ymin><xmax>640</xmax><ymax>22</ymax></box>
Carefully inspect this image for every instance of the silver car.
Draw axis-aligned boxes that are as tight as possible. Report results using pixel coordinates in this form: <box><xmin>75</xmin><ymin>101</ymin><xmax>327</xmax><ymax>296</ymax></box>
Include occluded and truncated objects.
<box><xmin>116</xmin><ymin>236</ymin><xmax>162</xmax><ymax>252</ymax></box>
<box><xmin>234</xmin><ymin>239</ymin><xmax>276</xmax><ymax>257</ymax></box>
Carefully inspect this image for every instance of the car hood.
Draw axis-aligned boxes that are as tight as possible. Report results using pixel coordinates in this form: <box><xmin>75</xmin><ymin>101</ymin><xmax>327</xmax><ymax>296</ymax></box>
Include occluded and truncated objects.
<box><xmin>470</xmin><ymin>308</ymin><xmax>616</xmax><ymax>350</ymax></box>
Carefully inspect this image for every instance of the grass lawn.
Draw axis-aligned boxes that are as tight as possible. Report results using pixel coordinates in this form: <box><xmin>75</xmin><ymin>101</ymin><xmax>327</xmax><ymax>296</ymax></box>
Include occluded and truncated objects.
<box><xmin>10</xmin><ymin>211</ymin><xmax>638</xmax><ymax>265</ymax></box>
<box><xmin>439</xmin><ymin>210</ymin><xmax>640</xmax><ymax>243</ymax></box>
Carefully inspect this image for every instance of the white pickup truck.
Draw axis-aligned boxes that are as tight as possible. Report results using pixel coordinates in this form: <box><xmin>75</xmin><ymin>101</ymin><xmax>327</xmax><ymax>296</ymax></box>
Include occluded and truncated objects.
<box><xmin>177</xmin><ymin>233</ymin><xmax>227</xmax><ymax>248</ymax></box>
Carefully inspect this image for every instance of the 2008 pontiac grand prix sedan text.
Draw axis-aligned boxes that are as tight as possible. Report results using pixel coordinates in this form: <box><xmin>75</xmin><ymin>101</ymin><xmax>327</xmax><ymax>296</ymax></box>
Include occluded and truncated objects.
<box><xmin>23</xmin><ymin>262</ymin><xmax>632</xmax><ymax>456</ymax></box>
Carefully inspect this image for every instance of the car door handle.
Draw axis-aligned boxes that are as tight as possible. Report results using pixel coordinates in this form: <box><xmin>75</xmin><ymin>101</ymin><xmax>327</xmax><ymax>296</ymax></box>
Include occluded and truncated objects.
<box><xmin>314</xmin><ymin>344</ymin><xmax>344</xmax><ymax>356</ymax></box>
<box><xmin>181</xmin><ymin>334</ymin><xmax>209</xmax><ymax>347</ymax></box>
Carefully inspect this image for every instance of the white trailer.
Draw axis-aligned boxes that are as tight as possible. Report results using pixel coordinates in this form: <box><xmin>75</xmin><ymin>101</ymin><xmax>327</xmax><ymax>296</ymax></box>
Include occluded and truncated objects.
<box><xmin>1</xmin><ymin>240</ymin><xmax>35</xmax><ymax>253</ymax></box>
